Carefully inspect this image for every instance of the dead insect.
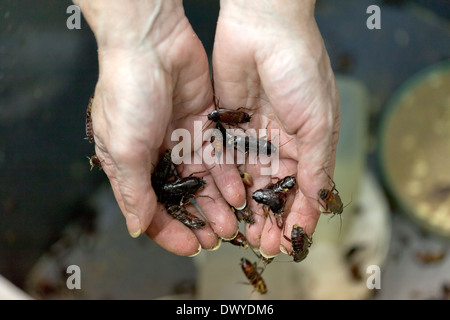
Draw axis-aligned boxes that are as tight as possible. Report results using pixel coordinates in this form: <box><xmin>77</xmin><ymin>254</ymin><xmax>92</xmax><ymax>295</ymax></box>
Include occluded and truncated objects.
<box><xmin>85</xmin><ymin>94</ymin><xmax>95</xmax><ymax>143</ymax></box>
<box><xmin>283</xmin><ymin>224</ymin><xmax>312</xmax><ymax>263</ymax></box>
<box><xmin>232</xmin><ymin>206</ymin><xmax>255</xmax><ymax>225</ymax></box>
<box><xmin>87</xmin><ymin>154</ymin><xmax>102</xmax><ymax>171</ymax></box>
<box><xmin>166</xmin><ymin>204</ymin><xmax>205</xmax><ymax>229</ymax></box>
<box><xmin>241</xmin><ymin>172</ymin><xmax>254</xmax><ymax>188</ymax></box>
<box><xmin>226</xmin><ymin>231</ymin><xmax>249</xmax><ymax>249</ymax></box>
<box><xmin>240</xmin><ymin>258</ymin><xmax>267</xmax><ymax>294</ymax></box>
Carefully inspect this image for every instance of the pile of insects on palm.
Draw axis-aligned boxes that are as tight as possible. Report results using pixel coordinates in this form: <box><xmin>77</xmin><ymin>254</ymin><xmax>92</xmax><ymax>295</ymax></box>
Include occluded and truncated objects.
<box><xmin>84</xmin><ymin>93</ymin><xmax>348</xmax><ymax>295</ymax></box>
<box><xmin>151</xmin><ymin>149</ymin><xmax>208</xmax><ymax>229</ymax></box>
<box><xmin>204</xmin><ymin>99</ymin><xmax>298</xmax><ymax>293</ymax></box>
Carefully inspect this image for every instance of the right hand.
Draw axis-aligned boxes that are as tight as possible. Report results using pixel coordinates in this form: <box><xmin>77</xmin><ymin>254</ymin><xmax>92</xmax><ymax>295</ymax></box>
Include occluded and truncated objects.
<box><xmin>76</xmin><ymin>0</ymin><xmax>239</xmax><ymax>256</ymax></box>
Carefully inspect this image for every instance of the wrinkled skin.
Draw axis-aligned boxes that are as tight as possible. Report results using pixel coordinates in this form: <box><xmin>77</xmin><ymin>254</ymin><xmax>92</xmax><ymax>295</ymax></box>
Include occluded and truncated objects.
<box><xmin>74</xmin><ymin>0</ymin><xmax>340</xmax><ymax>258</ymax></box>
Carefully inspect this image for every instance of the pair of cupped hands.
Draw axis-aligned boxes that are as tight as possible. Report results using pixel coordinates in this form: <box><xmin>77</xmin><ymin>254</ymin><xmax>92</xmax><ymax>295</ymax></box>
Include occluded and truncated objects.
<box><xmin>76</xmin><ymin>0</ymin><xmax>340</xmax><ymax>259</ymax></box>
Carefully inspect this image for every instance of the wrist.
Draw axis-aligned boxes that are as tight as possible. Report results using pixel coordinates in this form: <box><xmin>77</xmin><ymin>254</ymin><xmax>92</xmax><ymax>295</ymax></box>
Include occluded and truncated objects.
<box><xmin>74</xmin><ymin>0</ymin><xmax>186</xmax><ymax>50</ymax></box>
<box><xmin>220</xmin><ymin>0</ymin><xmax>316</xmax><ymax>21</ymax></box>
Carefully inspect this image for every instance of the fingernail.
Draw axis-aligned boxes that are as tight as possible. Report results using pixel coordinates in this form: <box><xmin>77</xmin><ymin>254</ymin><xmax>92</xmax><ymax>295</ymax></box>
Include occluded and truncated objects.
<box><xmin>206</xmin><ymin>237</ymin><xmax>222</xmax><ymax>251</ymax></box>
<box><xmin>188</xmin><ymin>243</ymin><xmax>202</xmax><ymax>257</ymax></box>
<box><xmin>221</xmin><ymin>229</ymin><xmax>239</xmax><ymax>241</ymax></box>
<box><xmin>126</xmin><ymin>212</ymin><xmax>141</xmax><ymax>238</ymax></box>
<box><xmin>259</xmin><ymin>248</ymin><xmax>278</xmax><ymax>260</ymax></box>
<box><xmin>280</xmin><ymin>244</ymin><xmax>289</xmax><ymax>255</ymax></box>
<box><xmin>234</xmin><ymin>200</ymin><xmax>247</xmax><ymax>211</ymax></box>
<box><xmin>129</xmin><ymin>229</ymin><xmax>142</xmax><ymax>238</ymax></box>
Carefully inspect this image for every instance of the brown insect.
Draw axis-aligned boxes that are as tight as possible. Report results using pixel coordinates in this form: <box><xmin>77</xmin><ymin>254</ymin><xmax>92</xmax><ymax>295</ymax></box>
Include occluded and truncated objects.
<box><xmin>317</xmin><ymin>172</ymin><xmax>351</xmax><ymax>234</ymax></box>
<box><xmin>260</xmin><ymin>256</ymin><xmax>274</xmax><ymax>267</ymax></box>
<box><xmin>208</xmin><ymin>108</ymin><xmax>251</xmax><ymax>125</ymax></box>
<box><xmin>283</xmin><ymin>224</ymin><xmax>312</xmax><ymax>263</ymax></box>
<box><xmin>240</xmin><ymin>258</ymin><xmax>267</xmax><ymax>294</ymax></box>
<box><xmin>227</xmin><ymin>231</ymin><xmax>249</xmax><ymax>249</ymax></box>
<box><xmin>318</xmin><ymin>174</ymin><xmax>344</xmax><ymax>216</ymax></box>
<box><xmin>208</xmin><ymin>97</ymin><xmax>252</xmax><ymax>126</ymax></box>
<box><xmin>87</xmin><ymin>154</ymin><xmax>102</xmax><ymax>171</ymax></box>
<box><xmin>210</xmin><ymin>128</ymin><xmax>224</xmax><ymax>162</ymax></box>
<box><xmin>253</xmin><ymin>176</ymin><xmax>297</xmax><ymax>228</ymax></box>
<box><xmin>241</xmin><ymin>172</ymin><xmax>254</xmax><ymax>188</ymax></box>
<box><xmin>166</xmin><ymin>204</ymin><xmax>206</xmax><ymax>229</ymax></box>
<box><xmin>85</xmin><ymin>94</ymin><xmax>95</xmax><ymax>143</ymax></box>
<box><xmin>232</xmin><ymin>206</ymin><xmax>255</xmax><ymax>225</ymax></box>
<box><xmin>415</xmin><ymin>250</ymin><xmax>446</xmax><ymax>264</ymax></box>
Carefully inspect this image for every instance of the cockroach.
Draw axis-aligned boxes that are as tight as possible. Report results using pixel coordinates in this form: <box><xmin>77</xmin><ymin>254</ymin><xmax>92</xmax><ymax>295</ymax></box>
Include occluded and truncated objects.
<box><xmin>318</xmin><ymin>173</ymin><xmax>344</xmax><ymax>216</ymax></box>
<box><xmin>207</xmin><ymin>108</ymin><xmax>251</xmax><ymax>125</ymax></box>
<box><xmin>87</xmin><ymin>154</ymin><xmax>102</xmax><ymax>171</ymax></box>
<box><xmin>241</xmin><ymin>172</ymin><xmax>254</xmax><ymax>188</ymax></box>
<box><xmin>166</xmin><ymin>204</ymin><xmax>205</xmax><ymax>229</ymax></box>
<box><xmin>233</xmin><ymin>135</ymin><xmax>277</xmax><ymax>156</ymax></box>
<box><xmin>207</xmin><ymin>96</ymin><xmax>252</xmax><ymax>126</ymax></box>
<box><xmin>210</xmin><ymin>128</ymin><xmax>224</xmax><ymax>161</ymax></box>
<box><xmin>151</xmin><ymin>149</ymin><xmax>179</xmax><ymax>202</ymax></box>
<box><xmin>269</xmin><ymin>176</ymin><xmax>296</xmax><ymax>193</ymax></box>
<box><xmin>252</xmin><ymin>189</ymin><xmax>286</xmax><ymax>228</ymax></box>
<box><xmin>283</xmin><ymin>224</ymin><xmax>312</xmax><ymax>263</ymax></box>
<box><xmin>215</xmin><ymin>121</ymin><xmax>277</xmax><ymax>156</ymax></box>
<box><xmin>260</xmin><ymin>256</ymin><xmax>274</xmax><ymax>267</ymax></box>
<box><xmin>232</xmin><ymin>206</ymin><xmax>255</xmax><ymax>225</ymax></box>
<box><xmin>252</xmin><ymin>189</ymin><xmax>286</xmax><ymax>216</ymax></box>
<box><xmin>152</xmin><ymin>150</ymin><xmax>177</xmax><ymax>184</ymax></box>
<box><xmin>151</xmin><ymin>150</ymin><xmax>209</xmax><ymax>225</ymax></box>
<box><xmin>161</xmin><ymin>175</ymin><xmax>206</xmax><ymax>205</ymax></box>
<box><xmin>215</xmin><ymin>122</ymin><xmax>236</xmax><ymax>148</ymax></box>
<box><xmin>152</xmin><ymin>150</ymin><xmax>206</xmax><ymax>205</ymax></box>
<box><xmin>415</xmin><ymin>250</ymin><xmax>446</xmax><ymax>264</ymax></box>
<box><xmin>317</xmin><ymin>172</ymin><xmax>352</xmax><ymax>236</ymax></box>
<box><xmin>85</xmin><ymin>94</ymin><xmax>95</xmax><ymax>143</ymax></box>
<box><xmin>253</xmin><ymin>176</ymin><xmax>297</xmax><ymax>228</ymax></box>
<box><xmin>240</xmin><ymin>258</ymin><xmax>267</xmax><ymax>294</ymax></box>
<box><xmin>227</xmin><ymin>231</ymin><xmax>249</xmax><ymax>249</ymax></box>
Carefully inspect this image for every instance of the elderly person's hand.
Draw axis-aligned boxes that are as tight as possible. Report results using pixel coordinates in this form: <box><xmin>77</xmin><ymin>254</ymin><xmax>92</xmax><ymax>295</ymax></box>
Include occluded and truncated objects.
<box><xmin>211</xmin><ymin>0</ymin><xmax>340</xmax><ymax>258</ymax></box>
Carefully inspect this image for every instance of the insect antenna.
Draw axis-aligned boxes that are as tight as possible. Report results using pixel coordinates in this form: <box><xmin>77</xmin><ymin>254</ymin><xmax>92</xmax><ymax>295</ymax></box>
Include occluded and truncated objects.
<box><xmin>188</xmin><ymin>198</ymin><xmax>209</xmax><ymax>223</ymax></box>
